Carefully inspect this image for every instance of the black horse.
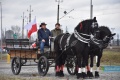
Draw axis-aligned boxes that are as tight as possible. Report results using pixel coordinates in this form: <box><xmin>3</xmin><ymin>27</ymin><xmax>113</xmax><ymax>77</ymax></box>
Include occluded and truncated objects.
<box><xmin>86</xmin><ymin>26</ymin><xmax>116</xmax><ymax>78</ymax></box>
<box><xmin>54</xmin><ymin>17</ymin><xmax>99</xmax><ymax>79</ymax></box>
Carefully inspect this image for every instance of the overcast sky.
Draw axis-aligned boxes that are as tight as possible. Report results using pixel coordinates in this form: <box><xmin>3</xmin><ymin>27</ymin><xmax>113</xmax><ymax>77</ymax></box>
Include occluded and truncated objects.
<box><xmin>0</xmin><ymin>0</ymin><xmax>120</xmax><ymax>39</ymax></box>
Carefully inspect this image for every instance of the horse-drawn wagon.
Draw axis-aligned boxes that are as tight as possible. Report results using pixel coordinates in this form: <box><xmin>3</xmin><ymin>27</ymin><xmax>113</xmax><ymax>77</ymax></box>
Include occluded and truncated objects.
<box><xmin>5</xmin><ymin>38</ymin><xmax>76</xmax><ymax>76</ymax></box>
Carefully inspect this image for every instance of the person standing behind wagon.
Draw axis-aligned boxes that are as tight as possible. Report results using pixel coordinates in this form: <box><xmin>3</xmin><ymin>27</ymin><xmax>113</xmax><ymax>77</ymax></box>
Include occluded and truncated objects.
<box><xmin>38</xmin><ymin>22</ymin><xmax>51</xmax><ymax>54</ymax></box>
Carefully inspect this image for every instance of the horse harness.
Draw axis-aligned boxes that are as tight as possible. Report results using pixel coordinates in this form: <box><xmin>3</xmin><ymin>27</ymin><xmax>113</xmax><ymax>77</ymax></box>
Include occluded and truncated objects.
<box><xmin>59</xmin><ymin>30</ymin><xmax>92</xmax><ymax>53</ymax></box>
<box><xmin>74</xmin><ymin>30</ymin><xmax>91</xmax><ymax>44</ymax></box>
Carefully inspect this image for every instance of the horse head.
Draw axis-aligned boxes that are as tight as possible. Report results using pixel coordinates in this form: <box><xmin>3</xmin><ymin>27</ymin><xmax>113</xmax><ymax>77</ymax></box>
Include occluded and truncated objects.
<box><xmin>75</xmin><ymin>17</ymin><xmax>99</xmax><ymax>36</ymax></box>
<box><xmin>96</xmin><ymin>26</ymin><xmax>116</xmax><ymax>48</ymax></box>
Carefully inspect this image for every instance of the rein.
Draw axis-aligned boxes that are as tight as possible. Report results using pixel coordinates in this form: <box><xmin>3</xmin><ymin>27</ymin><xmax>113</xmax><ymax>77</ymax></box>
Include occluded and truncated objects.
<box><xmin>90</xmin><ymin>37</ymin><xmax>110</xmax><ymax>49</ymax></box>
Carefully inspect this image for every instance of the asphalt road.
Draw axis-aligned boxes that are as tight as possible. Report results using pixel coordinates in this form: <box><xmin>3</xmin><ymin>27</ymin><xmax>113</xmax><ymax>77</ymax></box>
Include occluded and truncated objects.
<box><xmin>0</xmin><ymin>60</ymin><xmax>120</xmax><ymax>80</ymax></box>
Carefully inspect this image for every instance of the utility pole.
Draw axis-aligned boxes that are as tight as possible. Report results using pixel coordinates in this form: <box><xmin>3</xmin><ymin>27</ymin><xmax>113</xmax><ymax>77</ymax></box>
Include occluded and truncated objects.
<box><xmin>90</xmin><ymin>0</ymin><xmax>93</xmax><ymax>19</ymax></box>
<box><xmin>0</xmin><ymin>2</ymin><xmax>2</xmax><ymax>60</ymax></box>
<box><xmin>55</xmin><ymin>0</ymin><xmax>63</xmax><ymax>23</ymax></box>
<box><xmin>27</xmin><ymin>5</ymin><xmax>33</xmax><ymax>22</ymax></box>
<box><xmin>117</xmin><ymin>34</ymin><xmax>119</xmax><ymax>46</ymax></box>
<box><xmin>111</xmin><ymin>28</ymin><xmax>115</xmax><ymax>46</ymax></box>
<box><xmin>21</xmin><ymin>12</ymin><xmax>25</xmax><ymax>39</ymax></box>
<box><xmin>26</xmin><ymin>17</ymin><xmax>28</xmax><ymax>24</ymax></box>
<box><xmin>27</xmin><ymin>5</ymin><xmax>33</xmax><ymax>40</ymax></box>
<box><xmin>5</xmin><ymin>28</ymin><xmax>6</xmax><ymax>39</ymax></box>
<box><xmin>65</xmin><ymin>26</ymin><xmax>68</xmax><ymax>33</ymax></box>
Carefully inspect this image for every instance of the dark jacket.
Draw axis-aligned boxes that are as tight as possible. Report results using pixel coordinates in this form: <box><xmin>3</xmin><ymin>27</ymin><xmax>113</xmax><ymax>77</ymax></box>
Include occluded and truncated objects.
<box><xmin>51</xmin><ymin>29</ymin><xmax>63</xmax><ymax>37</ymax></box>
<box><xmin>38</xmin><ymin>28</ymin><xmax>51</xmax><ymax>43</ymax></box>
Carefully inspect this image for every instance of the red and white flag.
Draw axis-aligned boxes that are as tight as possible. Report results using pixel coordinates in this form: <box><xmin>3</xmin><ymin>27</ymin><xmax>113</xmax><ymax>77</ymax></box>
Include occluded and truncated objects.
<box><xmin>25</xmin><ymin>18</ymin><xmax>37</xmax><ymax>38</ymax></box>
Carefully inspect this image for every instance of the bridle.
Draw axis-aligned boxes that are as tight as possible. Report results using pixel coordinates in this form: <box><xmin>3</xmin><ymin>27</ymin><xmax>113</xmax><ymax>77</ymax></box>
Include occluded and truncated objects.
<box><xmin>74</xmin><ymin>22</ymin><xmax>99</xmax><ymax>44</ymax></box>
<box><xmin>91</xmin><ymin>34</ymin><xmax>113</xmax><ymax>49</ymax></box>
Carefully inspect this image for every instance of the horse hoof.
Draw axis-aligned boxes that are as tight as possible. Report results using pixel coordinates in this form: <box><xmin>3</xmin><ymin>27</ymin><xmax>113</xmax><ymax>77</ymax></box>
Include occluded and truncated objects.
<box><xmin>76</xmin><ymin>73</ymin><xmax>82</xmax><ymax>79</ymax></box>
<box><xmin>87</xmin><ymin>71</ymin><xmax>94</xmax><ymax>78</ymax></box>
<box><xmin>59</xmin><ymin>70</ymin><xmax>64</xmax><ymax>77</ymax></box>
<box><xmin>75</xmin><ymin>70</ymin><xmax>78</xmax><ymax>75</ymax></box>
<box><xmin>55</xmin><ymin>72</ymin><xmax>60</xmax><ymax>77</ymax></box>
<box><xmin>95</xmin><ymin>71</ymin><xmax>100</xmax><ymax>78</ymax></box>
<box><xmin>82</xmin><ymin>72</ymin><xmax>88</xmax><ymax>79</ymax></box>
<box><xmin>87</xmin><ymin>71</ymin><xmax>90</xmax><ymax>76</ymax></box>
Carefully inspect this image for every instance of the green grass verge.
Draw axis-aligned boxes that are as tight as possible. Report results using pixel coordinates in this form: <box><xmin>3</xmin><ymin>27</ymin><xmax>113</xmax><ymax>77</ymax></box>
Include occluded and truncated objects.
<box><xmin>101</xmin><ymin>50</ymin><xmax>120</xmax><ymax>65</ymax></box>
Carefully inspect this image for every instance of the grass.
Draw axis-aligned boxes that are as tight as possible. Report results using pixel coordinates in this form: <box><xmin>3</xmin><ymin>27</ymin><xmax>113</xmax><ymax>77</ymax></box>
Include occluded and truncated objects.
<box><xmin>101</xmin><ymin>50</ymin><xmax>120</xmax><ymax>65</ymax></box>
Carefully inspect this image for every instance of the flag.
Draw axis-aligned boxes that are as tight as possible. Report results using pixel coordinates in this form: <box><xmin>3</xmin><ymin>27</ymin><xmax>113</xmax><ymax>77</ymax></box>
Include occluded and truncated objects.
<box><xmin>24</xmin><ymin>18</ymin><xmax>37</xmax><ymax>38</ymax></box>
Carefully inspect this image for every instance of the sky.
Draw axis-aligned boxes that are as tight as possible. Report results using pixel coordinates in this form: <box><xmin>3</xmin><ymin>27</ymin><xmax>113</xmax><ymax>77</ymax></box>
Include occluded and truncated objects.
<box><xmin>0</xmin><ymin>0</ymin><xmax>120</xmax><ymax>39</ymax></box>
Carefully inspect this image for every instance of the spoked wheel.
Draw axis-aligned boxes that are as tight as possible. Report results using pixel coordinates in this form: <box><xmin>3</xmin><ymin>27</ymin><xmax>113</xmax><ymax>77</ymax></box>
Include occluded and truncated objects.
<box><xmin>38</xmin><ymin>56</ymin><xmax>49</xmax><ymax>76</ymax></box>
<box><xmin>11</xmin><ymin>57</ymin><xmax>21</xmax><ymax>75</ymax></box>
<box><xmin>66</xmin><ymin>57</ymin><xmax>76</xmax><ymax>75</ymax></box>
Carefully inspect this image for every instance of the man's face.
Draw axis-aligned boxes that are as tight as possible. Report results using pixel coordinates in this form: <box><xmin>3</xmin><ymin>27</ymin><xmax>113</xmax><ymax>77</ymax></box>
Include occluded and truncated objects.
<box><xmin>41</xmin><ymin>25</ymin><xmax>46</xmax><ymax>29</ymax></box>
<box><xmin>55</xmin><ymin>25</ymin><xmax>60</xmax><ymax>29</ymax></box>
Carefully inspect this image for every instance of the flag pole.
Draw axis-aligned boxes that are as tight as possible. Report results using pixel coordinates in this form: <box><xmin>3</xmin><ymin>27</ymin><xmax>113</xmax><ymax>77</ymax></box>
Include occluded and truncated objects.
<box><xmin>35</xmin><ymin>16</ymin><xmax>38</xmax><ymax>42</ymax></box>
<box><xmin>0</xmin><ymin>2</ymin><xmax>3</xmax><ymax>60</ymax></box>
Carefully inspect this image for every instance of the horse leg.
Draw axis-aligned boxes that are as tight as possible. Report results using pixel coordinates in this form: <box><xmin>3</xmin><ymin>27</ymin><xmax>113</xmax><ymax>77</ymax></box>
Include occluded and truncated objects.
<box><xmin>86</xmin><ymin>55</ymin><xmax>91</xmax><ymax>78</ymax></box>
<box><xmin>89</xmin><ymin>55</ymin><xmax>94</xmax><ymax>78</ymax></box>
<box><xmin>76</xmin><ymin>55</ymin><xmax>82</xmax><ymax>79</ymax></box>
<box><xmin>59</xmin><ymin>54</ymin><xmax>66</xmax><ymax>77</ymax></box>
<box><xmin>54</xmin><ymin>42</ymin><xmax>61</xmax><ymax>76</ymax></box>
<box><xmin>55</xmin><ymin>51</ymin><xmax>61</xmax><ymax>76</ymax></box>
<box><xmin>82</xmin><ymin>48</ymin><xmax>89</xmax><ymax>79</ymax></box>
<box><xmin>95</xmin><ymin>55</ymin><xmax>102</xmax><ymax>78</ymax></box>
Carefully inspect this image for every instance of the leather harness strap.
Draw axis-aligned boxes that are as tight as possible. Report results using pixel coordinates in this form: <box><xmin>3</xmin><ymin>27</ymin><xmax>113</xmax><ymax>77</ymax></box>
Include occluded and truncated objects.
<box><xmin>59</xmin><ymin>34</ymin><xmax>65</xmax><ymax>50</ymax></box>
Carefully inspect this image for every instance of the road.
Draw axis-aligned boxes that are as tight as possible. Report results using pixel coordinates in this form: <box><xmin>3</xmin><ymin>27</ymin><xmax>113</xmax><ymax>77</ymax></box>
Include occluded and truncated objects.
<box><xmin>0</xmin><ymin>60</ymin><xmax>120</xmax><ymax>80</ymax></box>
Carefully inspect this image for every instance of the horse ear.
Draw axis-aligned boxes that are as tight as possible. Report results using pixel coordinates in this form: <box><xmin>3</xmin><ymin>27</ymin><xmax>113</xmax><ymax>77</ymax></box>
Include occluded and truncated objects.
<box><xmin>93</xmin><ymin>17</ymin><xmax>97</xmax><ymax>22</ymax></box>
<box><xmin>111</xmin><ymin>33</ymin><xmax>116</xmax><ymax>37</ymax></box>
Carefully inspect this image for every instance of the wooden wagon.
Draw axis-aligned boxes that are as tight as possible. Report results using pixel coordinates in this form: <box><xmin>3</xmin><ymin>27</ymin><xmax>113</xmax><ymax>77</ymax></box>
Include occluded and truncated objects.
<box><xmin>5</xmin><ymin>39</ymin><xmax>76</xmax><ymax>76</ymax></box>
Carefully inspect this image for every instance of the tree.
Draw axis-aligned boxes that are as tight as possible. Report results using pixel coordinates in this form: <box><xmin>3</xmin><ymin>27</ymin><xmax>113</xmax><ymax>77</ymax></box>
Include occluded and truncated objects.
<box><xmin>5</xmin><ymin>30</ymin><xmax>14</xmax><ymax>39</ymax></box>
<box><xmin>1</xmin><ymin>29</ymin><xmax>5</xmax><ymax>43</ymax></box>
<box><xmin>11</xmin><ymin>25</ymin><xmax>21</xmax><ymax>39</ymax></box>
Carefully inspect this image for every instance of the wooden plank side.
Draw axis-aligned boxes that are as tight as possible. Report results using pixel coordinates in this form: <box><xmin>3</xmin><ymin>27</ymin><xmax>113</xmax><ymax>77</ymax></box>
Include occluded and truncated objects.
<box><xmin>9</xmin><ymin>50</ymin><xmax>37</xmax><ymax>58</ymax></box>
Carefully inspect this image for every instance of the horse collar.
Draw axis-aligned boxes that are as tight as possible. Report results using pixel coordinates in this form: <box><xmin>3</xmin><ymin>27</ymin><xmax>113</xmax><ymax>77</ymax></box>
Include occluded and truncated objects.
<box><xmin>74</xmin><ymin>30</ymin><xmax>90</xmax><ymax>43</ymax></box>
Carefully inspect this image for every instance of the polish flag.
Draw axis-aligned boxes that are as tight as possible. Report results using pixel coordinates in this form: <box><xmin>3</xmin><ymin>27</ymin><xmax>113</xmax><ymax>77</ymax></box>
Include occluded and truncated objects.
<box><xmin>24</xmin><ymin>18</ymin><xmax>37</xmax><ymax>38</ymax></box>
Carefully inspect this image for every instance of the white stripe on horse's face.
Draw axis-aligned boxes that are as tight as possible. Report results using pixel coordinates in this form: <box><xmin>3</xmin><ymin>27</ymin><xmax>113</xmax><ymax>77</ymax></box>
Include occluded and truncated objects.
<box><xmin>91</xmin><ymin>22</ymin><xmax>99</xmax><ymax>36</ymax></box>
<box><xmin>92</xmin><ymin>22</ymin><xmax>98</xmax><ymax>29</ymax></box>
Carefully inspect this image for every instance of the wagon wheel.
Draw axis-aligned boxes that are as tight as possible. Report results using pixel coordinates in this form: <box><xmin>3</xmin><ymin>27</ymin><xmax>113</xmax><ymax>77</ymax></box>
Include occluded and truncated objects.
<box><xmin>11</xmin><ymin>57</ymin><xmax>21</xmax><ymax>75</ymax></box>
<box><xmin>66</xmin><ymin>57</ymin><xmax>76</xmax><ymax>75</ymax></box>
<box><xmin>38</xmin><ymin>56</ymin><xmax>49</xmax><ymax>76</ymax></box>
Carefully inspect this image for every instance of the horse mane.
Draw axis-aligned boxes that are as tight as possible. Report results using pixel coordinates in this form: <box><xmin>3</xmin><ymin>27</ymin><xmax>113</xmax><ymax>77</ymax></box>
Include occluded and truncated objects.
<box><xmin>99</xmin><ymin>26</ymin><xmax>111</xmax><ymax>34</ymax></box>
<box><xmin>98</xmin><ymin>26</ymin><xmax>111</xmax><ymax>39</ymax></box>
<box><xmin>74</xmin><ymin>19</ymin><xmax>93</xmax><ymax>33</ymax></box>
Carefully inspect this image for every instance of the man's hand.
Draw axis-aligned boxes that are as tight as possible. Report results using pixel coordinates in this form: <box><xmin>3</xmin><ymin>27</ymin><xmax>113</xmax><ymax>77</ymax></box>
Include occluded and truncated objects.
<box><xmin>49</xmin><ymin>36</ymin><xmax>51</xmax><ymax>39</ymax></box>
<box><xmin>42</xmin><ymin>39</ymin><xmax>45</xmax><ymax>42</ymax></box>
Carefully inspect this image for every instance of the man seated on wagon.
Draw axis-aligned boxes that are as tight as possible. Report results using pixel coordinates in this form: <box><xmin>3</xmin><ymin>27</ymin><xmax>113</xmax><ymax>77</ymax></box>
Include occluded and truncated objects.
<box><xmin>51</xmin><ymin>23</ymin><xmax>63</xmax><ymax>37</ymax></box>
<box><xmin>38</xmin><ymin>22</ymin><xmax>51</xmax><ymax>54</ymax></box>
